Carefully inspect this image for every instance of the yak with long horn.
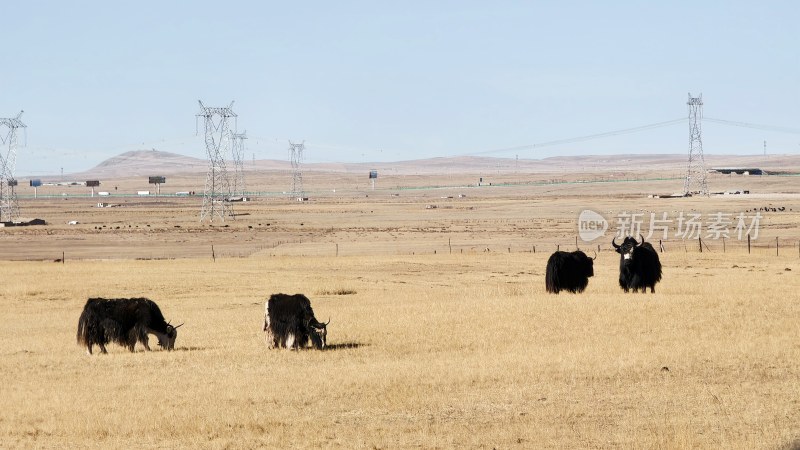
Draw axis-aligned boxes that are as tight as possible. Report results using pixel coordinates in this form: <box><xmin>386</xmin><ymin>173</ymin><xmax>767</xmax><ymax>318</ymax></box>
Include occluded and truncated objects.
<box><xmin>612</xmin><ymin>234</ymin><xmax>662</xmax><ymax>293</ymax></box>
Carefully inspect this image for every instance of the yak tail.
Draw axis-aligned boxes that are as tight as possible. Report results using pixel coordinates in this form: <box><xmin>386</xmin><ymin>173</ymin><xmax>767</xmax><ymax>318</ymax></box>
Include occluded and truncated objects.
<box><xmin>76</xmin><ymin>309</ymin><xmax>90</xmax><ymax>346</ymax></box>
<box><xmin>76</xmin><ymin>306</ymin><xmax>116</xmax><ymax>348</ymax></box>
<box><xmin>545</xmin><ymin>263</ymin><xmax>560</xmax><ymax>294</ymax></box>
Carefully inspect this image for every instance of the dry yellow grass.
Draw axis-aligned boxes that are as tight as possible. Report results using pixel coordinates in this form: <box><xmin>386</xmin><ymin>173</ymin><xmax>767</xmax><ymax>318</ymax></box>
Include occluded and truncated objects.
<box><xmin>1</xmin><ymin>249</ymin><xmax>798</xmax><ymax>449</ymax></box>
<box><xmin>1</xmin><ymin>167</ymin><xmax>799</xmax><ymax>448</ymax></box>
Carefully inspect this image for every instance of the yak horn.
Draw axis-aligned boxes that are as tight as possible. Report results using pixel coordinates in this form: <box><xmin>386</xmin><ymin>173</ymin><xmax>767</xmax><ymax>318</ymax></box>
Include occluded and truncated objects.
<box><xmin>591</xmin><ymin>251</ymin><xmax>597</xmax><ymax>260</ymax></box>
<box><xmin>173</xmin><ymin>322</ymin><xmax>184</xmax><ymax>329</ymax></box>
<box><xmin>638</xmin><ymin>234</ymin><xmax>645</xmax><ymax>246</ymax></box>
<box><xmin>311</xmin><ymin>317</ymin><xmax>330</xmax><ymax>328</ymax></box>
<box><xmin>611</xmin><ymin>237</ymin><xmax>620</xmax><ymax>249</ymax></box>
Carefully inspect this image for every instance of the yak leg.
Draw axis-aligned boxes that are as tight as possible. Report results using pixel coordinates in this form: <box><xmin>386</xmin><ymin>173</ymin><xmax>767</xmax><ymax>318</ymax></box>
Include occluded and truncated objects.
<box><xmin>264</xmin><ymin>316</ymin><xmax>277</xmax><ymax>349</ymax></box>
<box><xmin>143</xmin><ymin>330</ymin><xmax>154</xmax><ymax>351</ymax></box>
<box><xmin>264</xmin><ymin>330</ymin><xmax>276</xmax><ymax>349</ymax></box>
<box><xmin>99</xmin><ymin>343</ymin><xmax>108</xmax><ymax>354</ymax></box>
<box><xmin>86</xmin><ymin>343</ymin><xmax>93</xmax><ymax>355</ymax></box>
<box><xmin>285</xmin><ymin>333</ymin><xmax>296</xmax><ymax>350</ymax></box>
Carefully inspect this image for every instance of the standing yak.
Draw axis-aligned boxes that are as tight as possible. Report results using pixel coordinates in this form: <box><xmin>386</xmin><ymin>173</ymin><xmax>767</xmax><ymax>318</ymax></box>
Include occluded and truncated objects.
<box><xmin>263</xmin><ymin>293</ymin><xmax>329</xmax><ymax>350</ymax></box>
<box><xmin>545</xmin><ymin>250</ymin><xmax>596</xmax><ymax>293</ymax></box>
<box><xmin>77</xmin><ymin>297</ymin><xmax>182</xmax><ymax>354</ymax></box>
<box><xmin>612</xmin><ymin>235</ymin><xmax>662</xmax><ymax>293</ymax></box>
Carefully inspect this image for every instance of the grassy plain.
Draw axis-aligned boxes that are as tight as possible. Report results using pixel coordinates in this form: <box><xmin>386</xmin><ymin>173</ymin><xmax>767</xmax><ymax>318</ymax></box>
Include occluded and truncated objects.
<box><xmin>1</xmin><ymin>167</ymin><xmax>799</xmax><ymax>449</ymax></box>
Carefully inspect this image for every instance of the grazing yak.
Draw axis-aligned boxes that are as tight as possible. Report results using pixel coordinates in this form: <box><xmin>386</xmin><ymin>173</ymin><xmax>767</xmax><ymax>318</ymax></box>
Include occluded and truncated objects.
<box><xmin>612</xmin><ymin>235</ymin><xmax>662</xmax><ymax>293</ymax></box>
<box><xmin>77</xmin><ymin>297</ymin><xmax>182</xmax><ymax>355</ymax></box>
<box><xmin>545</xmin><ymin>250</ymin><xmax>595</xmax><ymax>293</ymax></box>
<box><xmin>263</xmin><ymin>293</ymin><xmax>329</xmax><ymax>350</ymax></box>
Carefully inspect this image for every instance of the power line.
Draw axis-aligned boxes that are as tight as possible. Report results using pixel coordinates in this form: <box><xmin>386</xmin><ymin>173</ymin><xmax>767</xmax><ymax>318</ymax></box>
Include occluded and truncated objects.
<box><xmin>704</xmin><ymin>117</ymin><xmax>800</xmax><ymax>135</ymax></box>
<box><xmin>468</xmin><ymin>118</ymin><xmax>686</xmax><ymax>156</ymax></box>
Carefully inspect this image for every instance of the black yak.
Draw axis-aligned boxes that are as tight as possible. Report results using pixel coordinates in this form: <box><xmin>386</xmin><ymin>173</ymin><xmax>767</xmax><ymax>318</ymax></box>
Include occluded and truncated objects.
<box><xmin>77</xmin><ymin>297</ymin><xmax>182</xmax><ymax>355</ymax></box>
<box><xmin>263</xmin><ymin>293</ymin><xmax>329</xmax><ymax>350</ymax></box>
<box><xmin>545</xmin><ymin>250</ymin><xmax>595</xmax><ymax>293</ymax></box>
<box><xmin>612</xmin><ymin>235</ymin><xmax>663</xmax><ymax>293</ymax></box>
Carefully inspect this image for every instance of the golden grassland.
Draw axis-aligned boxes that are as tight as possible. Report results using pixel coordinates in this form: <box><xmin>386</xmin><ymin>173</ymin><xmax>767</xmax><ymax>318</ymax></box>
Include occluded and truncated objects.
<box><xmin>1</xmin><ymin>169</ymin><xmax>799</xmax><ymax>448</ymax></box>
<box><xmin>1</xmin><ymin>250</ymin><xmax>799</xmax><ymax>449</ymax></box>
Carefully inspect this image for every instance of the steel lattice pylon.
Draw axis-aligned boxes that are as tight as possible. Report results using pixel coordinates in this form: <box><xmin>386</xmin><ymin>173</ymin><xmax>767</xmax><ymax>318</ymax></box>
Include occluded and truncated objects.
<box><xmin>197</xmin><ymin>101</ymin><xmax>236</xmax><ymax>222</ymax></box>
<box><xmin>0</xmin><ymin>111</ymin><xmax>26</xmax><ymax>222</ymax></box>
<box><xmin>683</xmin><ymin>93</ymin><xmax>709</xmax><ymax>196</ymax></box>
<box><xmin>230</xmin><ymin>130</ymin><xmax>247</xmax><ymax>198</ymax></box>
<box><xmin>288</xmin><ymin>140</ymin><xmax>304</xmax><ymax>198</ymax></box>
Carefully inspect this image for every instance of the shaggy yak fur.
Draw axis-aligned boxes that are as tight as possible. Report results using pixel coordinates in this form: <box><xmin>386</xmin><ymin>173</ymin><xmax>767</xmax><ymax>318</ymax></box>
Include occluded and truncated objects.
<box><xmin>613</xmin><ymin>235</ymin><xmax>663</xmax><ymax>293</ymax></box>
<box><xmin>76</xmin><ymin>297</ymin><xmax>180</xmax><ymax>354</ymax></box>
<box><xmin>545</xmin><ymin>250</ymin><xmax>595</xmax><ymax>294</ymax></box>
<box><xmin>263</xmin><ymin>293</ymin><xmax>328</xmax><ymax>350</ymax></box>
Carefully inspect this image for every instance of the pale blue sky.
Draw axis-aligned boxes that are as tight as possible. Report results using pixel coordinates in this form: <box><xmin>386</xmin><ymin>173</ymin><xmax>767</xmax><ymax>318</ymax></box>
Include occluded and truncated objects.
<box><xmin>2</xmin><ymin>1</ymin><xmax>798</xmax><ymax>175</ymax></box>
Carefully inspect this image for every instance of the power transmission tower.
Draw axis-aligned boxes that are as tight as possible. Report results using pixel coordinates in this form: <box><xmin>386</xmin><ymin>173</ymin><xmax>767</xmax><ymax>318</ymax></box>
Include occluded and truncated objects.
<box><xmin>288</xmin><ymin>140</ymin><xmax>305</xmax><ymax>199</ymax></box>
<box><xmin>197</xmin><ymin>101</ymin><xmax>236</xmax><ymax>222</ymax></box>
<box><xmin>230</xmin><ymin>130</ymin><xmax>247</xmax><ymax>197</ymax></box>
<box><xmin>683</xmin><ymin>93</ymin><xmax>709</xmax><ymax>196</ymax></box>
<box><xmin>0</xmin><ymin>111</ymin><xmax>26</xmax><ymax>222</ymax></box>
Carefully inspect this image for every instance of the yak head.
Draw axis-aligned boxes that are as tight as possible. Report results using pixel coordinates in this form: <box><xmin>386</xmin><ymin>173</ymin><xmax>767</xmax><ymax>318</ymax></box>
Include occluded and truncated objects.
<box><xmin>307</xmin><ymin>318</ymin><xmax>330</xmax><ymax>350</ymax></box>
<box><xmin>612</xmin><ymin>234</ymin><xmax>644</xmax><ymax>262</ymax></box>
<box><xmin>584</xmin><ymin>251</ymin><xmax>597</xmax><ymax>277</ymax></box>
<box><xmin>158</xmin><ymin>321</ymin><xmax>183</xmax><ymax>351</ymax></box>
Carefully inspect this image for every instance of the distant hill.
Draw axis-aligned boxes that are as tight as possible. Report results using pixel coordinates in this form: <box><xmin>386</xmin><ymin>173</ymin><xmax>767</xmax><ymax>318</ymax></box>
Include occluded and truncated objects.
<box><xmin>64</xmin><ymin>149</ymin><xmax>800</xmax><ymax>179</ymax></box>
<box><xmin>69</xmin><ymin>150</ymin><xmax>207</xmax><ymax>178</ymax></box>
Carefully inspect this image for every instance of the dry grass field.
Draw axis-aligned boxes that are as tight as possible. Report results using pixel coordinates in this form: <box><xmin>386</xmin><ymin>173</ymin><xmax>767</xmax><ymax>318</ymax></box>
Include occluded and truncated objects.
<box><xmin>1</xmin><ymin>159</ymin><xmax>799</xmax><ymax>449</ymax></box>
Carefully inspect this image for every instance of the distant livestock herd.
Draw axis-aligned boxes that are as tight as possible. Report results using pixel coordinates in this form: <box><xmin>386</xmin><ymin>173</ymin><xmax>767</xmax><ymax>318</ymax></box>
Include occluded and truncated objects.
<box><xmin>77</xmin><ymin>236</ymin><xmax>662</xmax><ymax>355</ymax></box>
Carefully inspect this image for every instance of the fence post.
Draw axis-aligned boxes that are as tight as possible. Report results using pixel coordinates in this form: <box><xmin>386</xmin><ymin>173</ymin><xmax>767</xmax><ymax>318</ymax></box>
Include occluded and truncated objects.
<box><xmin>449</xmin><ymin>238</ymin><xmax>452</xmax><ymax>254</ymax></box>
<box><xmin>776</xmin><ymin>237</ymin><xmax>779</xmax><ymax>256</ymax></box>
<box><xmin>722</xmin><ymin>237</ymin><xmax>726</xmax><ymax>253</ymax></box>
<box><xmin>747</xmin><ymin>234</ymin><xmax>751</xmax><ymax>254</ymax></box>
<box><xmin>557</xmin><ymin>244</ymin><xmax>560</xmax><ymax>252</ymax></box>
<box><xmin>699</xmin><ymin>237</ymin><xmax>703</xmax><ymax>253</ymax></box>
<box><xmin>533</xmin><ymin>245</ymin><xmax>536</xmax><ymax>254</ymax></box>
<box><xmin>659</xmin><ymin>239</ymin><xmax>664</xmax><ymax>253</ymax></box>
<box><xmin>575</xmin><ymin>236</ymin><xmax>578</xmax><ymax>250</ymax></box>
<box><xmin>336</xmin><ymin>243</ymin><xmax>339</xmax><ymax>257</ymax></box>
<box><xmin>212</xmin><ymin>245</ymin><xmax>216</xmax><ymax>262</ymax></box>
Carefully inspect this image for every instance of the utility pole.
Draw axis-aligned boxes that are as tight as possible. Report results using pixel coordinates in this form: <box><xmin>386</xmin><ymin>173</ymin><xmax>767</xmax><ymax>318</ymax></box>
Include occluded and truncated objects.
<box><xmin>683</xmin><ymin>93</ymin><xmax>709</xmax><ymax>196</ymax></box>
<box><xmin>288</xmin><ymin>140</ymin><xmax>305</xmax><ymax>199</ymax></box>
<box><xmin>0</xmin><ymin>111</ymin><xmax>26</xmax><ymax>222</ymax></box>
<box><xmin>230</xmin><ymin>130</ymin><xmax>247</xmax><ymax>197</ymax></box>
<box><xmin>197</xmin><ymin>100</ymin><xmax>236</xmax><ymax>222</ymax></box>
